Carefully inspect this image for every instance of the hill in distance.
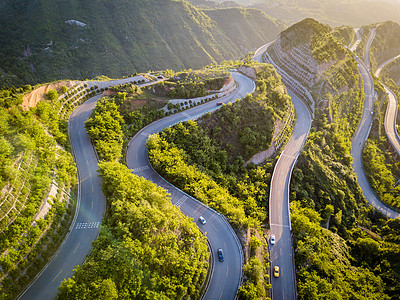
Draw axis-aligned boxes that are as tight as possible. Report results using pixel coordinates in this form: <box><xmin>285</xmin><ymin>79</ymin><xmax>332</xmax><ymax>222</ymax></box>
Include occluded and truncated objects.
<box><xmin>0</xmin><ymin>0</ymin><xmax>283</xmax><ymax>87</ymax></box>
<box><xmin>250</xmin><ymin>0</ymin><xmax>400</xmax><ymax>27</ymax></box>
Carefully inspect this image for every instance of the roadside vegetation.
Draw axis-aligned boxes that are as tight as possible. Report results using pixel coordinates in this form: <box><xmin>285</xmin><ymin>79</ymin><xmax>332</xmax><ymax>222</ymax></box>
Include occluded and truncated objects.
<box><xmin>0</xmin><ymin>84</ymin><xmax>77</xmax><ymax>299</ymax></box>
<box><xmin>362</xmin><ymin>77</ymin><xmax>400</xmax><ymax>211</ymax></box>
<box><xmin>57</xmin><ymin>161</ymin><xmax>209</xmax><ymax>299</ymax></box>
<box><xmin>154</xmin><ymin>69</ymin><xmax>231</xmax><ymax>99</ymax></box>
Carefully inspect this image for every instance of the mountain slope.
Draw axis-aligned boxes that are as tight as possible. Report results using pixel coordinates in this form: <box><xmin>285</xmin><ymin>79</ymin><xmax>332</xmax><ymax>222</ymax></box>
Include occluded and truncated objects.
<box><xmin>204</xmin><ymin>7</ymin><xmax>284</xmax><ymax>53</ymax></box>
<box><xmin>0</xmin><ymin>0</ymin><xmax>282</xmax><ymax>87</ymax></box>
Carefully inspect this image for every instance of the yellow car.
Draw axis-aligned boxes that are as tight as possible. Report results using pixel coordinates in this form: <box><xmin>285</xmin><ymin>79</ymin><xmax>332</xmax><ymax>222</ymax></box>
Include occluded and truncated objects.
<box><xmin>274</xmin><ymin>266</ymin><xmax>280</xmax><ymax>278</ymax></box>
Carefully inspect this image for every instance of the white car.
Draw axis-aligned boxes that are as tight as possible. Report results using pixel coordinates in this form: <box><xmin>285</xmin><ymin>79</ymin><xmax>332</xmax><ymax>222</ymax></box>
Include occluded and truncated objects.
<box><xmin>199</xmin><ymin>216</ymin><xmax>206</xmax><ymax>225</ymax></box>
<box><xmin>270</xmin><ymin>234</ymin><xmax>276</xmax><ymax>245</ymax></box>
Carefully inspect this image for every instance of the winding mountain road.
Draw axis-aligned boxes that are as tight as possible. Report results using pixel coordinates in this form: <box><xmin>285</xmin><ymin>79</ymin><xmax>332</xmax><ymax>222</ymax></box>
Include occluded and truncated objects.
<box><xmin>126</xmin><ymin>72</ymin><xmax>254</xmax><ymax>300</ymax></box>
<box><xmin>254</xmin><ymin>44</ymin><xmax>312</xmax><ymax>300</ymax></box>
<box><xmin>373</xmin><ymin>48</ymin><xmax>400</xmax><ymax>158</ymax></box>
<box><xmin>350</xmin><ymin>31</ymin><xmax>400</xmax><ymax>219</ymax></box>
<box><xmin>19</xmin><ymin>75</ymin><xmax>161</xmax><ymax>300</ymax></box>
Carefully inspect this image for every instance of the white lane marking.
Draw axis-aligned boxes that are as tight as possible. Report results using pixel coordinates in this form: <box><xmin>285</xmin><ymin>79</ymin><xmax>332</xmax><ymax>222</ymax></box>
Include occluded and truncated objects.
<box><xmin>132</xmin><ymin>165</ymin><xmax>150</xmax><ymax>173</ymax></box>
<box><xmin>52</xmin><ymin>269</ymin><xmax>63</xmax><ymax>282</ymax></box>
<box><xmin>270</xmin><ymin>223</ymin><xmax>290</xmax><ymax>228</ymax></box>
<box><xmin>182</xmin><ymin>112</ymin><xmax>191</xmax><ymax>118</ymax></box>
<box><xmin>226</xmin><ymin>265</ymin><xmax>229</xmax><ymax>277</ymax></box>
<box><xmin>282</xmin><ymin>153</ymin><xmax>296</xmax><ymax>159</ymax></box>
<box><xmin>73</xmin><ymin>243</ymin><xmax>80</xmax><ymax>254</ymax></box>
<box><xmin>219</xmin><ymin>291</ymin><xmax>223</xmax><ymax>300</ymax></box>
<box><xmin>174</xmin><ymin>195</ymin><xmax>188</xmax><ymax>207</ymax></box>
<box><xmin>75</xmin><ymin>222</ymin><xmax>100</xmax><ymax>229</ymax></box>
<box><xmin>140</xmin><ymin>132</ymin><xmax>149</xmax><ymax>137</ymax></box>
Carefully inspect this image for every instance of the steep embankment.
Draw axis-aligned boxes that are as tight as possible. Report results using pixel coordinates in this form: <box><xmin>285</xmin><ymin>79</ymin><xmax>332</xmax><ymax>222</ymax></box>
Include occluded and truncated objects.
<box><xmin>0</xmin><ymin>0</ymin><xmax>282</xmax><ymax>87</ymax></box>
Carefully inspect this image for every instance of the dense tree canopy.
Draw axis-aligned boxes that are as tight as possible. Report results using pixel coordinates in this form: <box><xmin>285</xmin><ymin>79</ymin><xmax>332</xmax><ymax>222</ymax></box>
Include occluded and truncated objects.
<box><xmin>58</xmin><ymin>162</ymin><xmax>209</xmax><ymax>299</ymax></box>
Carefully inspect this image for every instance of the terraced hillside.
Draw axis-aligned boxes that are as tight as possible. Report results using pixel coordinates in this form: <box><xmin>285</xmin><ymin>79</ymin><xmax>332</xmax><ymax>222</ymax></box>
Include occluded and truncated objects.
<box><xmin>0</xmin><ymin>83</ymin><xmax>78</xmax><ymax>298</ymax></box>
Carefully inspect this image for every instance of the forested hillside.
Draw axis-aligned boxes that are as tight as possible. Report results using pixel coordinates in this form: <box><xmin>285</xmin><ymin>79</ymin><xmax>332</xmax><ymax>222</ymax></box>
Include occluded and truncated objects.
<box><xmin>369</xmin><ymin>21</ymin><xmax>400</xmax><ymax>74</ymax></box>
<box><xmin>204</xmin><ymin>7</ymin><xmax>284</xmax><ymax>53</ymax></box>
<box><xmin>0</xmin><ymin>0</ymin><xmax>283</xmax><ymax>88</ymax></box>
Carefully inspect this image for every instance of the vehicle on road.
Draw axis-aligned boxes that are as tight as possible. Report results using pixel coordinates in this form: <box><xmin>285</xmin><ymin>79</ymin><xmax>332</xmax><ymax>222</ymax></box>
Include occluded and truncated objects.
<box><xmin>217</xmin><ymin>248</ymin><xmax>224</xmax><ymax>262</ymax></box>
<box><xmin>216</xmin><ymin>102</ymin><xmax>223</xmax><ymax>106</ymax></box>
<box><xmin>270</xmin><ymin>234</ymin><xmax>275</xmax><ymax>245</ymax></box>
<box><xmin>274</xmin><ymin>266</ymin><xmax>280</xmax><ymax>278</ymax></box>
<box><xmin>199</xmin><ymin>216</ymin><xmax>206</xmax><ymax>225</ymax></box>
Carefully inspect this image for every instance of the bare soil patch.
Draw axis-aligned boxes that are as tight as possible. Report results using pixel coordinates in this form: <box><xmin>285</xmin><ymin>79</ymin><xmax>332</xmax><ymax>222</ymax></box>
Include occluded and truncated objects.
<box><xmin>22</xmin><ymin>80</ymin><xmax>79</xmax><ymax>110</ymax></box>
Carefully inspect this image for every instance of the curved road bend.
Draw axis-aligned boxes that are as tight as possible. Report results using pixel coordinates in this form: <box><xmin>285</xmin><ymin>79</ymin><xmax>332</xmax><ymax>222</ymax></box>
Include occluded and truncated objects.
<box><xmin>268</xmin><ymin>91</ymin><xmax>311</xmax><ymax>300</ymax></box>
<box><xmin>254</xmin><ymin>44</ymin><xmax>312</xmax><ymax>299</ymax></box>
<box><xmin>374</xmin><ymin>55</ymin><xmax>400</xmax><ymax>157</ymax></box>
<box><xmin>364</xmin><ymin>27</ymin><xmax>376</xmax><ymax>71</ymax></box>
<box><xmin>19</xmin><ymin>75</ymin><xmax>158</xmax><ymax>300</ymax></box>
<box><xmin>349</xmin><ymin>28</ymin><xmax>361</xmax><ymax>52</ymax></box>
<box><xmin>351</xmin><ymin>53</ymin><xmax>400</xmax><ymax>219</ymax></box>
<box><xmin>126</xmin><ymin>72</ymin><xmax>254</xmax><ymax>300</ymax></box>
<box><xmin>374</xmin><ymin>55</ymin><xmax>400</xmax><ymax>78</ymax></box>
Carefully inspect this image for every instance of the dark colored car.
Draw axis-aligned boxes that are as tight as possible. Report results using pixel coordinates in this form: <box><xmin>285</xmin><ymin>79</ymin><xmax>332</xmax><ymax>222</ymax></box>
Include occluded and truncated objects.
<box><xmin>216</xmin><ymin>102</ymin><xmax>223</xmax><ymax>106</ymax></box>
<box><xmin>217</xmin><ymin>248</ymin><xmax>224</xmax><ymax>262</ymax></box>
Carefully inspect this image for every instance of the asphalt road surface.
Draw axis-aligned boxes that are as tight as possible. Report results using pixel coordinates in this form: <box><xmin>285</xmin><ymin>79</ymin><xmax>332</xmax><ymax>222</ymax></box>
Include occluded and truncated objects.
<box><xmin>349</xmin><ymin>28</ymin><xmax>361</xmax><ymax>52</ymax></box>
<box><xmin>254</xmin><ymin>43</ymin><xmax>312</xmax><ymax>299</ymax></box>
<box><xmin>268</xmin><ymin>91</ymin><xmax>311</xmax><ymax>300</ymax></box>
<box><xmin>126</xmin><ymin>72</ymin><xmax>255</xmax><ymax>300</ymax></box>
<box><xmin>364</xmin><ymin>27</ymin><xmax>376</xmax><ymax>71</ymax></box>
<box><xmin>20</xmin><ymin>75</ymin><xmax>158</xmax><ymax>300</ymax></box>
<box><xmin>384</xmin><ymin>88</ymin><xmax>400</xmax><ymax>158</ymax></box>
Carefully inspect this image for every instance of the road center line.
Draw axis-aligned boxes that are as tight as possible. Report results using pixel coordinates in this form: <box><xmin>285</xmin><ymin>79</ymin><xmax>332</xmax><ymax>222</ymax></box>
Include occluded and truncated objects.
<box><xmin>270</xmin><ymin>223</ymin><xmax>290</xmax><ymax>228</ymax></box>
<box><xmin>52</xmin><ymin>269</ymin><xmax>63</xmax><ymax>282</ymax></box>
<box><xmin>281</xmin><ymin>153</ymin><xmax>296</xmax><ymax>159</ymax></box>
